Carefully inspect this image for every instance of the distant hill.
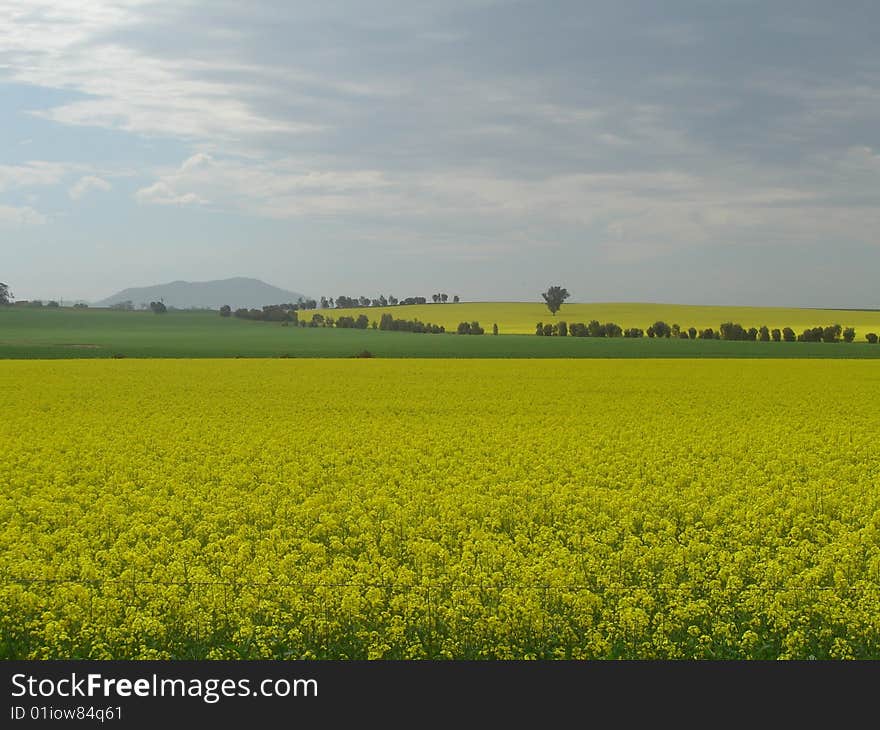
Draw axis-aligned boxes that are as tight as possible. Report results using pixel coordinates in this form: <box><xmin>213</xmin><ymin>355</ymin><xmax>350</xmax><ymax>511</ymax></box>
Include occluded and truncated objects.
<box><xmin>97</xmin><ymin>278</ymin><xmax>308</xmax><ymax>310</ymax></box>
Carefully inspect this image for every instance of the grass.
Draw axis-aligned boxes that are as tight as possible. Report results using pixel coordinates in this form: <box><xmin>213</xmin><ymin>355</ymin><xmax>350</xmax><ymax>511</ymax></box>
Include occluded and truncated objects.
<box><xmin>2</xmin><ymin>306</ymin><xmax>880</xmax><ymax>359</ymax></box>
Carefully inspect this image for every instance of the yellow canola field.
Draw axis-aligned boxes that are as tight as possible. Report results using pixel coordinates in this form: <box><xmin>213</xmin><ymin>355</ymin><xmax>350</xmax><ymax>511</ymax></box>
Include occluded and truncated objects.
<box><xmin>314</xmin><ymin>301</ymin><xmax>880</xmax><ymax>336</ymax></box>
<box><xmin>1</xmin><ymin>359</ymin><xmax>879</xmax><ymax>659</ymax></box>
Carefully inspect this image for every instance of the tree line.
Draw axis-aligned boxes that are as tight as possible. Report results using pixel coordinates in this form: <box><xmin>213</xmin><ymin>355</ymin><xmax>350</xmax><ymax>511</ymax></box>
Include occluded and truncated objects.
<box><xmin>220</xmin><ymin>305</ymin><xmax>500</xmax><ymax>335</ymax></box>
<box><xmin>535</xmin><ymin>319</ymin><xmax>875</xmax><ymax>343</ymax></box>
<box><xmin>319</xmin><ymin>294</ymin><xmax>460</xmax><ymax>309</ymax></box>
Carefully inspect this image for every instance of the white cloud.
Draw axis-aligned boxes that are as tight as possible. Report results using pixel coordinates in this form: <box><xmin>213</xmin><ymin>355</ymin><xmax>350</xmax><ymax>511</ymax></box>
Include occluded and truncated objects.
<box><xmin>69</xmin><ymin>175</ymin><xmax>112</xmax><ymax>200</ymax></box>
<box><xmin>0</xmin><ymin>2</ymin><xmax>324</xmax><ymax>145</ymax></box>
<box><xmin>135</xmin><ymin>153</ymin><xmax>397</xmax><ymax>216</ymax></box>
<box><xmin>0</xmin><ymin>162</ymin><xmax>69</xmax><ymax>191</ymax></box>
<box><xmin>0</xmin><ymin>205</ymin><xmax>48</xmax><ymax>225</ymax></box>
<box><xmin>134</xmin><ymin>180</ymin><xmax>205</xmax><ymax>206</ymax></box>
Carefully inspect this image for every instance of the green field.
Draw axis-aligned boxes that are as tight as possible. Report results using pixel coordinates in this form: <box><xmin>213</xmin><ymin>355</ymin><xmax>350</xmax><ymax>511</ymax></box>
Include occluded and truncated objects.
<box><xmin>1</xmin><ymin>306</ymin><xmax>879</xmax><ymax>359</ymax></box>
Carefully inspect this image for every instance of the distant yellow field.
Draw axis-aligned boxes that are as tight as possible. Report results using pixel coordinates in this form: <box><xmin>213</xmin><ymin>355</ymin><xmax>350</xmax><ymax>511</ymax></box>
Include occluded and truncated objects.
<box><xmin>303</xmin><ymin>302</ymin><xmax>880</xmax><ymax>336</ymax></box>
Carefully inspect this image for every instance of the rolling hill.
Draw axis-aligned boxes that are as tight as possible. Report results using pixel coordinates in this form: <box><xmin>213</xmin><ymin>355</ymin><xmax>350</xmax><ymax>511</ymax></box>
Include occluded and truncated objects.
<box><xmin>96</xmin><ymin>277</ymin><xmax>307</xmax><ymax>310</ymax></box>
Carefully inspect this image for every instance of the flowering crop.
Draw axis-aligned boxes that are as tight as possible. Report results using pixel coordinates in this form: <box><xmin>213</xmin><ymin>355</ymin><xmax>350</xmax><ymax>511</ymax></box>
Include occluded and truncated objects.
<box><xmin>1</xmin><ymin>359</ymin><xmax>879</xmax><ymax>659</ymax></box>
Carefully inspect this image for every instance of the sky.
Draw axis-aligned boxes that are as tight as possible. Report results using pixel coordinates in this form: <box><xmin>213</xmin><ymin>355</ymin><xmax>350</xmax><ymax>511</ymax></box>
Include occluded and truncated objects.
<box><xmin>1</xmin><ymin>0</ymin><xmax>879</xmax><ymax>306</ymax></box>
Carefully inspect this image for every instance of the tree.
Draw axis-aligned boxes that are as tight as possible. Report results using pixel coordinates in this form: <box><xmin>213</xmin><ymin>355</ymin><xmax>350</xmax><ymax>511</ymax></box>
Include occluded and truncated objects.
<box><xmin>150</xmin><ymin>301</ymin><xmax>167</xmax><ymax>314</ymax></box>
<box><xmin>492</xmin><ymin>323</ymin><xmax>499</xmax><ymax>335</ymax></box>
<box><xmin>842</xmin><ymin>327</ymin><xmax>856</xmax><ymax>343</ymax></box>
<box><xmin>759</xmin><ymin>326</ymin><xmax>770</xmax><ymax>342</ymax></box>
<box><xmin>453</xmin><ymin>295</ymin><xmax>459</xmax><ymax>303</ymax></box>
<box><xmin>220</xmin><ymin>305</ymin><xmax>232</xmax><ymax>317</ymax></box>
<box><xmin>688</xmin><ymin>327</ymin><xmax>697</xmax><ymax>340</ymax></box>
<box><xmin>432</xmin><ymin>294</ymin><xmax>440</xmax><ymax>303</ymax></box>
<box><xmin>0</xmin><ymin>282</ymin><xmax>11</xmax><ymax>305</ymax></box>
<box><xmin>651</xmin><ymin>321</ymin><xmax>671</xmax><ymax>338</ymax></box>
<box><xmin>866</xmin><ymin>333</ymin><xmax>878</xmax><ymax>344</ymax></box>
<box><xmin>771</xmin><ymin>328</ymin><xmax>781</xmax><ymax>342</ymax></box>
<box><xmin>556</xmin><ymin>320</ymin><xmax>567</xmax><ymax>337</ymax></box>
<box><xmin>541</xmin><ymin>285</ymin><xmax>570</xmax><ymax>316</ymax></box>
<box><xmin>822</xmin><ymin>324</ymin><xmax>842</xmax><ymax>343</ymax></box>
<box><xmin>441</xmin><ymin>294</ymin><xmax>448</xmax><ymax>303</ymax></box>
<box><xmin>782</xmin><ymin>327</ymin><xmax>796</xmax><ymax>342</ymax></box>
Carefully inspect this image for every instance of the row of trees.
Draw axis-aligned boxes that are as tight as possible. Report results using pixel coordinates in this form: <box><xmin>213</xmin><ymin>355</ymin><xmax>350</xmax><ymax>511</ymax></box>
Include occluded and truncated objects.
<box><xmin>378</xmin><ymin>313</ymin><xmax>445</xmax><ymax>333</ymax></box>
<box><xmin>318</xmin><ymin>294</ymin><xmax>460</xmax><ymax>309</ymax></box>
<box><xmin>228</xmin><ymin>305</ymin><xmax>297</xmax><ymax>322</ymax></box>
<box><xmin>6</xmin><ymin>299</ymin><xmax>63</xmax><ymax>308</ymax></box>
<box><xmin>536</xmin><ymin>319</ymin><xmax>876</xmax><ymax>343</ymax></box>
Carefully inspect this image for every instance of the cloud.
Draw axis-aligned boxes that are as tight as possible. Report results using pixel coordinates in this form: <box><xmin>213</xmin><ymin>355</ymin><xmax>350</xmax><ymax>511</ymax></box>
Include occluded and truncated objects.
<box><xmin>0</xmin><ymin>1</ymin><xmax>325</xmax><ymax>145</ymax></box>
<box><xmin>69</xmin><ymin>175</ymin><xmax>112</xmax><ymax>200</ymax></box>
<box><xmin>135</xmin><ymin>152</ymin><xmax>399</xmax><ymax>216</ymax></box>
<box><xmin>3</xmin><ymin>0</ymin><xmax>880</xmax><ymax>303</ymax></box>
<box><xmin>0</xmin><ymin>205</ymin><xmax>48</xmax><ymax>225</ymax></box>
<box><xmin>0</xmin><ymin>162</ymin><xmax>70</xmax><ymax>191</ymax></box>
<box><xmin>134</xmin><ymin>180</ymin><xmax>205</xmax><ymax>206</ymax></box>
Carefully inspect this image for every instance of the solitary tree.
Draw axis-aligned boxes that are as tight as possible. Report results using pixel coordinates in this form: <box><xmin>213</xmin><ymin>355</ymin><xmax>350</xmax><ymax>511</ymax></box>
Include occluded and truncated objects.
<box><xmin>150</xmin><ymin>301</ymin><xmax>167</xmax><ymax>314</ymax></box>
<box><xmin>0</xmin><ymin>282</ymin><xmax>12</xmax><ymax>305</ymax></box>
<box><xmin>453</xmin><ymin>295</ymin><xmax>460</xmax><ymax>303</ymax></box>
<box><xmin>220</xmin><ymin>304</ymin><xmax>232</xmax><ymax>317</ymax></box>
<box><xmin>541</xmin><ymin>285</ymin><xmax>570</xmax><ymax>316</ymax></box>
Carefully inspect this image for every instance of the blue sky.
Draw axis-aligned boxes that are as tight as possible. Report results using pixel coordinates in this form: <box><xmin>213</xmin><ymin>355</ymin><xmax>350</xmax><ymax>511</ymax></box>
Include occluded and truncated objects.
<box><xmin>1</xmin><ymin>0</ymin><xmax>879</xmax><ymax>306</ymax></box>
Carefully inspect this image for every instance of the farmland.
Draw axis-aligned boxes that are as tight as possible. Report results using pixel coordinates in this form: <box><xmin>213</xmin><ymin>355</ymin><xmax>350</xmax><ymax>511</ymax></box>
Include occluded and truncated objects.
<box><xmin>276</xmin><ymin>301</ymin><xmax>880</xmax><ymax>336</ymax></box>
<box><xmin>2</xmin><ymin>307</ymin><xmax>880</xmax><ymax>359</ymax></box>
<box><xmin>2</xmin><ymin>359</ymin><xmax>879</xmax><ymax>659</ymax></box>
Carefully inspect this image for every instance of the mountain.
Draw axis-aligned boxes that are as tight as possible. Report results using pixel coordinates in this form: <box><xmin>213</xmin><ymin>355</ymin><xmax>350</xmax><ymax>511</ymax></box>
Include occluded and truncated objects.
<box><xmin>97</xmin><ymin>277</ymin><xmax>308</xmax><ymax>310</ymax></box>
